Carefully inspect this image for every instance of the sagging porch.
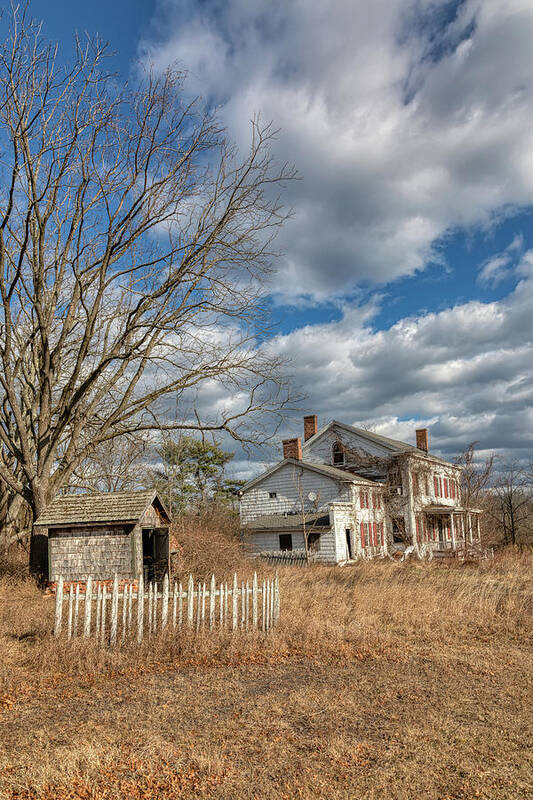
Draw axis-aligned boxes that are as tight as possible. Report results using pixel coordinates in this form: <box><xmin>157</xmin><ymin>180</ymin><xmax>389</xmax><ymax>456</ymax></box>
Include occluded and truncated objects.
<box><xmin>418</xmin><ymin>505</ymin><xmax>482</xmax><ymax>552</ymax></box>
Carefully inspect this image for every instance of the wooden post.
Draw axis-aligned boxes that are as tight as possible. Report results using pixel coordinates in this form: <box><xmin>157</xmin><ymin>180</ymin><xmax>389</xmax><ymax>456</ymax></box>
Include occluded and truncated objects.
<box><xmin>110</xmin><ymin>574</ymin><xmax>119</xmax><ymax>646</ymax></box>
<box><xmin>187</xmin><ymin>574</ymin><xmax>194</xmax><ymax>627</ymax></box>
<box><xmin>266</xmin><ymin>580</ymin><xmax>270</xmax><ymax>631</ymax></box>
<box><xmin>137</xmin><ymin>575</ymin><xmax>144</xmax><ymax>643</ymax></box>
<box><xmin>262</xmin><ymin>579</ymin><xmax>266</xmax><ymax>632</ymax></box>
<box><xmin>245</xmin><ymin>581</ymin><xmax>250</xmax><ymax>630</ymax></box>
<box><xmin>162</xmin><ymin>574</ymin><xmax>169</xmax><ymax>630</ymax></box>
<box><xmin>172</xmin><ymin>581</ymin><xmax>178</xmax><ymax>629</ymax></box>
<box><xmin>270</xmin><ymin>579</ymin><xmax>275</xmax><ymax>628</ymax></box>
<box><xmin>178</xmin><ymin>582</ymin><xmax>183</xmax><ymax>627</ymax></box>
<box><xmin>67</xmin><ymin>583</ymin><xmax>73</xmax><ymax>640</ymax></box>
<box><xmin>209</xmin><ymin>575</ymin><xmax>216</xmax><ymax>630</ymax></box>
<box><xmin>202</xmin><ymin>582</ymin><xmax>207</xmax><ymax>628</ymax></box>
<box><xmin>240</xmin><ymin>580</ymin><xmax>245</xmax><ymax>629</ymax></box>
<box><xmin>73</xmin><ymin>583</ymin><xmax>80</xmax><ymax>638</ymax></box>
<box><xmin>101</xmin><ymin>584</ymin><xmax>107</xmax><ymax>644</ymax></box>
<box><xmin>232</xmin><ymin>573</ymin><xmax>238</xmax><ymax>631</ymax></box>
<box><xmin>54</xmin><ymin>576</ymin><xmax>64</xmax><ymax>637</ymax></box>
<box><xmin>252</xmin><ymin>572</ymin><xmax>258</xmax><ymax>629</ymax></box>
<box><xmin>219</xmin><ymin>582</ymin><xmax>224</xmax><ymax>628</ymax></box>
<box><xmin>147</xmin><ymin>582</ymin><xmax>153</xmax><ymax>636</ymax></box>
<box><xmin>83</xmin><ymin>577</ymin><xmax>93</xmax><ymax>638</ymax></box>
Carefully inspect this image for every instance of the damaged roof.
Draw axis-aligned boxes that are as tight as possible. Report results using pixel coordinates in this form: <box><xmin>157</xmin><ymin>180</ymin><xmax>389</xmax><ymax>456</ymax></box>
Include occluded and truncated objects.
<box><xmin>35</xmin><ymin>489</ymin><xmax>169</xmax><ymax>527</ymax></box>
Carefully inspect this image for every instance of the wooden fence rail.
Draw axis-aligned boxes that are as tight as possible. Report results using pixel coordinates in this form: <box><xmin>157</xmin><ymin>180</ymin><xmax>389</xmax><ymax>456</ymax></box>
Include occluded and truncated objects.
<box><xmin>54</xmin><ymin>572</ymin><xmax>280</xmax><ymax>644</ymax></box>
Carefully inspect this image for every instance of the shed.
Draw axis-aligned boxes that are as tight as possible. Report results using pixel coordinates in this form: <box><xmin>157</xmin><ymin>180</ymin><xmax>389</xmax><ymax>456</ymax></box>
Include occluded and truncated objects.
<box><xmin>32</xmin><ymin>490</ymin><xmax>170</xmax><ymax>584</ymax></box>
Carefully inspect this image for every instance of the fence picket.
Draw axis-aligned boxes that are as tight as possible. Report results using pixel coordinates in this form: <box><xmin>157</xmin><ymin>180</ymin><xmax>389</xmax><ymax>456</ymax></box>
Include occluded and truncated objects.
<box><xmin>178</xmin><ymin>582</ymin><xmax>183</xmax><ymax>627</ymax></box>
<box><xmin>153</xmin><ymin>582</ymin><xmax>158</xmax><ymax>633</ymax></box>
<box><xmin>95</xmin><ymin>585</ymin><xmax>102</xmax><ymax>636</ymax></box>
<box><xmin>209</xmin><ymin>575</ymin><xmax>215</xmax><ymax>630</ymax></box>
<box><xmin>147</xmin><ymin>582</ymin><xmax>153</xmax><ymax>636</ymax></box>
<box><xmin>101</xmin><ymin>584</ymin><xmax>107</xmax><ymax>643</ymax></box>
<box><xmin>172</xmin><ymin>580</ymin><xmax>177</xmax><ymax>630</ymax></box>
<box><xmin>196</xmin><ymin>581</ymin><xmax>202</xmax><ymax>632</ymax></box>
<box><xmin>54</xmin><ymin>576</ymin><xmax>64</xmax><ymax>637</ymax></box>
<box><xmin>262</xmin><ymin>579</ymin><xmax>266</xmax><ymax>632</ymax></box>
<box><xmin>187</xmin><ymin>575</ymin><xmax>194</xmax><ymax>627</ymax></box>
<box><xmin>110</xmin><ymin>574</ymin><xmax>119</xmax><ymax>646</ymax></box>
<box><xmin>219</xmin><ymin>582</ymin><xmax>224</xmax><ymax>627</ymax></box>
<box><xmin>121</xmin><ymin>583</ymin><xmax>128</xmax><ymax>643</ymax></box>
<box><xmin>162</xmin><ymin>574</ymin><xmax>169</xmax><ymax>630</ymax></box>
<box><xmin>245</xmin><ymin>581</ymin><xmax>249</xmax><ymax>630</ymax></box>
<box><xmin>127</xmin><ymin>584</ymin><xmax>133</xmax><ymax>636</ymax></box>
<box><xmin>224</xmin><ymin>581</ymin><xmax>228</xmax><ymax>625</ymax></box>
<box><xmin>74</xmin><ymin>583</ymin><xmax>80</xmax><ymax>638</ymax></box>
<box><xmin>232</xmin><ymin>574</ymin><xmax>238</xmax><ymax>631</ymax></box>
<box><xmin>201</xmin><ymin>582</ymin><xmax>207</xmax><ymax>628</ymax></box>
<box><xmin>252</xmin><ymin>573</ymin><xmax>258</xmax><ymax>629</ymax></box>
<box><xmin>67</xmin><ymin>584</ymin><xmax>73</xmax><ymax>640</ymax></box>
<box><xmin>137</xmin><ymin>576</ymin><xmax>144</xmax><ymax>643</ymax></box>
<box><xmin>84</xmin><ymin>577</ymin><xmax>92</xmax><ymax>637</ymax></box>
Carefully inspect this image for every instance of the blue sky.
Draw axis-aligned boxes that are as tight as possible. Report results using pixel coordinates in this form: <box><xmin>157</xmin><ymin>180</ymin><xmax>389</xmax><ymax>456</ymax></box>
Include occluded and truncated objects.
<box><xmin>23</xmin><ymin>0</ymin><xmax>533</xmax><ymax>473</ymax></box>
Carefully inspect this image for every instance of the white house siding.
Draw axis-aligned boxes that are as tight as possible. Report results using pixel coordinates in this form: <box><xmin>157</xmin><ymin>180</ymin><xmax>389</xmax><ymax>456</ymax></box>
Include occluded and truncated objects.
<box><xmin>240</xmin><ymin>462</ymin><xmax>351</xmax><ymax>525</ymax></box>
<box><xmin>246</xmin><ymin>530</ymin><xmax>306</xmax><ymax>553</ymax></box>
<box><xmin>303</xmin><ymin>425</ymin><xmax>394</xmax><ymax>465</ymax></box>
<box><xmin>330</xmin><ymin>504</ymin><xmax>356</xmax><ymax>561</ymax></box>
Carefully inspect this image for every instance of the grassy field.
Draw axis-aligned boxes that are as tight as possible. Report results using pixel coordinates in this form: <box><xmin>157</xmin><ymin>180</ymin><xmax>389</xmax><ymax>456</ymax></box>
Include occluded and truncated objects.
<box><xmin>0</xmin><ymin>547</ymin><xmax>531</xmax><ymax>799</ymax></box>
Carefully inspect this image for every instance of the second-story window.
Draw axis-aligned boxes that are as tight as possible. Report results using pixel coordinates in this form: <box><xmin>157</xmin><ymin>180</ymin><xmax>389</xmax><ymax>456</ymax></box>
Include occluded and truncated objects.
<box><xmin>332</xmin><ymin>441</ymin><xmax>345</xmax><ymax>465</ymax></box>
<box><xmin>269</xmin><ymin>491</ymin><xmax>277</xmax><ymax>499</ymax></box>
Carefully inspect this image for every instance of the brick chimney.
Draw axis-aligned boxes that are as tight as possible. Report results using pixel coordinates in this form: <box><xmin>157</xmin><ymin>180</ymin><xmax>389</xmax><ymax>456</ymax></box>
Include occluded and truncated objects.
<box><xmin>303</xmin><ymin>415</ymin><xmax>318</xmax><ymax>442</ymax></box>
<box><xmin>416</xmin><ymin>428</ymin><xmax>429</xmax><ymax>453</ymax></box>
<box><xmin>282</xmin><ymin>437</ymin><xmax>302</xmax><ymax>460</ymax></box>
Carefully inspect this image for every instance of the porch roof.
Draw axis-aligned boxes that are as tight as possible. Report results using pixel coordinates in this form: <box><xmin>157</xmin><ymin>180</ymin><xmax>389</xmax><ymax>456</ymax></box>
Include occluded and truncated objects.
<box><xmin>245</xmin><ymin>511</ymin><xmax>331</xmax><ymax>531</ymax></box>
<box><xmin>423</xmin><ymin>505</ymin><xmax>482</xmax><ymax>514</ymax></box>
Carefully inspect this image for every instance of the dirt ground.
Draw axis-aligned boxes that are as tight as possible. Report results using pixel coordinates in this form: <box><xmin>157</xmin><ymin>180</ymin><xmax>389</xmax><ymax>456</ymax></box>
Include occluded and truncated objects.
<box><xmin>0</xmin><ymin>553</ymin><xmax>532</xmax><ymax>799</ymax></box>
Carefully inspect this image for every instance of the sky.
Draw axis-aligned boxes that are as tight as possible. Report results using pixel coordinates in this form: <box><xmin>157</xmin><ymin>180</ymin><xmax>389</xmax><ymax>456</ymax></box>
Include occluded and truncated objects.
<box><xmin>26</xmin><ymin>0</ymin><xmax>533</xmax><ymax>478</ymax></box>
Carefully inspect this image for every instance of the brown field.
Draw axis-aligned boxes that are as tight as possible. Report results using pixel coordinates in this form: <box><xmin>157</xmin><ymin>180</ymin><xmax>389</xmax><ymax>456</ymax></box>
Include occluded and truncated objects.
<box><xmin>0</xmin><ymin>544</ymin><xmax>532</xmax><ymax>800</ymax></box>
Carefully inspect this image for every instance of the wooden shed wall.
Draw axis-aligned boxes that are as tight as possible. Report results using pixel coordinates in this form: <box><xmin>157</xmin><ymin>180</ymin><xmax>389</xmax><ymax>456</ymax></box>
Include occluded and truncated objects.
<box><xmin>48</xmin><ymin>525</ymin><xmax>134</xmax><ymax>582</ymax></box>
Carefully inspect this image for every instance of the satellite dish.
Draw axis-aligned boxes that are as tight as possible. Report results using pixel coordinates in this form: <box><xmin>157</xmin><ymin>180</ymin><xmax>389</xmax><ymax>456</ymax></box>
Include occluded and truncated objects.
<box><xmin>308</xmin><ymin>491</ymin><xmax>317</xmax><ymax>502</ymax></box>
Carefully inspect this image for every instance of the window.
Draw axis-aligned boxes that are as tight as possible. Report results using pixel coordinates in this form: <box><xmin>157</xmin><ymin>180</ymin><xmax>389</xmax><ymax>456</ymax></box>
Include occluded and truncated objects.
<box><xmin>443</xmin><ymin>479</ymin><xmax>449</xmax><ymax>498</ymax></box>
<box><xmin>434</xmin><ymin>475</ymin><xmax>439</xmax><ymax>497</ymax></box>
<box><xmin>308</xmin><ymin>532</ymin><xmax>320</xmax><ymax>551</ymax></box>
<box><xmin>332</xmin><ymin>441</ymin><xmax>345</xmax><ymax>465</ymax></box>
<box><xmin>412</xmin><ymin>472</ymin><xmax>419</xmax><ymax>495</ymax></box>
<box><xmin>279</xmin><ymin>533</ymin><xmax>292</xmax><ymax>551</ymax></box>
<box><xmin>360</xmin><ymin>489</ymin><xmax>369</xmax><ymax>508</ymax></box>
<box><xmin>269</xmin><ymin>491</ymin><xmax>277</xmax><ymax>499</ymax></box>
<box><xmin>392</xmin><ymin>518</ymin><xmax>404</xmax><ymax>544</ymax></box>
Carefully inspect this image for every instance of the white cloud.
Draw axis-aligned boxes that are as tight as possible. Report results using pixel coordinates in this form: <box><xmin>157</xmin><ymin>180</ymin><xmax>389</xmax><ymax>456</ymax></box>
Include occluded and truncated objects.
<box><xmin>478</xmin><ymin>254</ymin><xmax>512</xmax><ymax>287</ymax></box>
<box><xmin>142</xmin><ymin>0</ymin><xmax>533</xmax><ymax>301</ymax></box>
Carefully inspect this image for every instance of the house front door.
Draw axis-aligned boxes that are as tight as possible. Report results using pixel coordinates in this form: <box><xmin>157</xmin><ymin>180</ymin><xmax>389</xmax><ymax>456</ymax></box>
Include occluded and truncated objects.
<box><xmin>437</xmin><ymin>518</ymin><xmax>445</xmax><ymax>547</ymax></box>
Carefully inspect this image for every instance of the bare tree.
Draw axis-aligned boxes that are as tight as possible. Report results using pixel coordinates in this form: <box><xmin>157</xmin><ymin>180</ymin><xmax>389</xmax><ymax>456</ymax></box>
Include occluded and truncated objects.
<box><xmin>68</xmin><ymin>435</ymin><xmax>148</xmax><ymax>493</ymax></box>
<box><xmin>486</xmin><ymin>460</ymin><xmax>533</xmax><ymax>546</ymax></box>
<box><xmin>454</xmin><ymin>442</ymin><xmax>494</xmax><ymax>510</ymax></box>
<box><xmin>0</xmin><ymin>8</ymin><xmax>296</xmax><ymax>563</ymax></box>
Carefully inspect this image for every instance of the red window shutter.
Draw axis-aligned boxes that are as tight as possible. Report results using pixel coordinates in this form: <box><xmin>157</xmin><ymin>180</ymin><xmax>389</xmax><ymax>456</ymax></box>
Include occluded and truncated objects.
<box><xmin>415</xmin><ymin>518</ymin><xmax>420</xmax><ymax>542</ymax></box>
<box><xmin>373</xmin><ymin>521</ymin><xmax>377</xmax><ymax>545</ymax></box>
<box><xmin>434</xmin><ymin>476</ymin><xmax>439</xmax><ymax>496</ymax></box>
<box><xmin>444</xmin><ymin>479</ymin><xmax>448</xmax><ymax>498</ymax></box>
<box><xmin>360</xmin><ymin>521</ymin><xmax>365</xmax><ymax>548</ymax></box>
<box><xmin>380</xmin><ymin>522</ymin><xmax>384</xmax><ymax>547</ymax></box>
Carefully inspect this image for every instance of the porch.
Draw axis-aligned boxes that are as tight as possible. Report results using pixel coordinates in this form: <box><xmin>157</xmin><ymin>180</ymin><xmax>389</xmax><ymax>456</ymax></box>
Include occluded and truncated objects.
<box><xmin>421</xmin><ymin>506</ymin><xmax>482</xmax><ymax>551</ymax></box>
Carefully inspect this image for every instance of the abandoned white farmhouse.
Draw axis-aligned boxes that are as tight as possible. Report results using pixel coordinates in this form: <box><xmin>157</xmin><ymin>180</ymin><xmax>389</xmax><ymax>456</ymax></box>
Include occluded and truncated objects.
<box><xmin>239</xmin><ymin>417</ymin><xmax>482</xmax><ymax>563</ymax></box>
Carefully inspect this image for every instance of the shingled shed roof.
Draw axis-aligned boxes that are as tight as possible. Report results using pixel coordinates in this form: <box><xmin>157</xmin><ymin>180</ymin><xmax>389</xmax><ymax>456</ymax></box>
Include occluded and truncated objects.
<box><xmin>245</xmin><ymin>511</ymin><xmax>331</xmax><ymax>530</ymax></box>
<box><xmin>35</xmin><ymin>489</ymin><xmax>168</xmax><ymax>527</ymax></box>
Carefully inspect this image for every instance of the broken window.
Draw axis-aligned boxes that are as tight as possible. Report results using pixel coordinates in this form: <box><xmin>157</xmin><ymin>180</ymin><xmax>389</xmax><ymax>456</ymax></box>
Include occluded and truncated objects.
<box><xmin>279</xmin><ymin>533</ymin><xmax>292</xmax><ymax>551</ymax></box>
<box><xmin>332</xmin><ymin>441</ymin><xmax>345</xmax><ymax>465</ymax></box>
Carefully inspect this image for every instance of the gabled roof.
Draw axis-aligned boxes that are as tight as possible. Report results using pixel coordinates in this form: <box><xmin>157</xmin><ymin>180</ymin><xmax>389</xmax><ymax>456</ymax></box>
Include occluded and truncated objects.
<box><xmin>35</xmin><ymin>489</ymin><xmax>170</xmax><ymax>527</ymax></box>
<box><xmin>245</xmin><ymin>511</ymin><xmax>331</xmax><ymax>530</ymax></box>
<box><xmin>240</xmin><ymin>457</ymin><xmax>378</xmax><ymax>493</ymax></box>
<box><xmin>303</xmin><ymin>420</ymin><xmax>453</xmax><ymax>466</ymax></box>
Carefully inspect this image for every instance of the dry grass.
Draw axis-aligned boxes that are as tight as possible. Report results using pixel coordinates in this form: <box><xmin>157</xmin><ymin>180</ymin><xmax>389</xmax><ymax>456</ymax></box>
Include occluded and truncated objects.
<box><xmin>0</xmin><ymin>548</ymin><xmax>532</xmax><ymax>799</ymax></box>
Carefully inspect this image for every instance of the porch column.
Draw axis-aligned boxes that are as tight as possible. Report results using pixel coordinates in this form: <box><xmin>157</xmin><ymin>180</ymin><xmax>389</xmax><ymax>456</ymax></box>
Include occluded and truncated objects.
<box><xmin>467</xmin><ymin>513</ymin><xmax>473</xmax><ymax>542</ymax></box>
<box><xmin>450</xmin><ymin>513</ymin><xmax>456</xmax><ymax>549</ymax></box>
<box><xmin>476</xmin><ymin>515</ymin><xmax>481</xmax><ymax>540</ymax></box>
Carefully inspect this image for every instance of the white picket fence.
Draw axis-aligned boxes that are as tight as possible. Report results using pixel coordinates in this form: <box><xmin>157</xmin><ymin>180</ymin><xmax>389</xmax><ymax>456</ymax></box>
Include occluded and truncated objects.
<box><xmin>53</xmin><ymin>572</ymin><xmax>280</xmax><ymax>645</ymax></box>
<box><xmin>258</xmin><ymin>549</ymin><xmax>319</xmax><ymax>566</ymax></box>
